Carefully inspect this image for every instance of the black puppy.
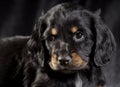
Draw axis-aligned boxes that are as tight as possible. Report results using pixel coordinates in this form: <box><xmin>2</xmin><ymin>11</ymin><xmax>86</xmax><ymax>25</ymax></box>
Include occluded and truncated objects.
<box><xmin>0</xmin><ymin>3</ymin><xmax>116</xmax><ymax>87</ymax></box>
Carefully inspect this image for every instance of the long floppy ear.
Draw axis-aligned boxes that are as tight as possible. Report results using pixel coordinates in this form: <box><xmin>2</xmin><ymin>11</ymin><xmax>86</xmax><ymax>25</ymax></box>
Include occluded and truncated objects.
<box><xmin>23</xmin><ymin>16</ymin><xmax>46</xmax><ymax>87</ymax></box>
<box><xmin>93</xmin><ymin>12</ymin><xmax>116</xmax><ymax>66</ymax></box>
<box><xmin>27</xmin><ymin>16</ymin><xmax>45</xmax><ymax>68</ymax></box>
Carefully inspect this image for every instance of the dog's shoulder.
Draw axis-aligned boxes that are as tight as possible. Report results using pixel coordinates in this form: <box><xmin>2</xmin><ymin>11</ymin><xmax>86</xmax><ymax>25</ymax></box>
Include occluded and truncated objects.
<box><xmin>0</xmin><ymin>36</ymin><xmax>29</xmax><ymax>87</ymax></box>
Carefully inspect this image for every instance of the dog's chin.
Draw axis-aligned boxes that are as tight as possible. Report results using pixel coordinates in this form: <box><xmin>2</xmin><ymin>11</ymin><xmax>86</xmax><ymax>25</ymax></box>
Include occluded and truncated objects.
<box><xmin>49</xmin><ymin>62</ymin><xmax>89</xmax><ymax>73</ymax></box>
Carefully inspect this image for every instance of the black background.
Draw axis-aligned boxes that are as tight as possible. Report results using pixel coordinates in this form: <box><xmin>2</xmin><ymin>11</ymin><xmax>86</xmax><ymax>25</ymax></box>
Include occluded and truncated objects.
<box><xmin>0</xmin><ymin>0</ymin><xmax>120</xmax><ymax>87</ymax></box>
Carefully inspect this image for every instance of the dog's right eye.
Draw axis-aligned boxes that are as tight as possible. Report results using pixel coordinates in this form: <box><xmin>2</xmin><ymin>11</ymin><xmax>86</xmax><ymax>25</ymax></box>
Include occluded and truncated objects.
<box><xmin>48</xmin><ymin>36</ymin><xmax>56</xmax><ymax>41</ymax></box>
<box><xmin>73</xmin><ymin>31</ymin><xmax>85</xmax><ymax>42</ymax></box>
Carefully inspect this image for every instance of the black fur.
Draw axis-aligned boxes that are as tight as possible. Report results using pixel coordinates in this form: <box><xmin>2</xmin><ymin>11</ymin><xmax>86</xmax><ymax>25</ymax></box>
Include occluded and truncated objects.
<box><xmin>0</xmin><ymin>3</ymin><xmax>116</xmax><ymax>87</ymax></box>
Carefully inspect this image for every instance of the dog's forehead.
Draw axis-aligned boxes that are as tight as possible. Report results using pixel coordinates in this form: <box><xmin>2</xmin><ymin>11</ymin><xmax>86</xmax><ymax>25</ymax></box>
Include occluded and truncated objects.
<box><xmin>55</xmin><ymin>10</ymin><xmax>82</xmax><ymax>23</ymax></box>
<box><xmin>43</xmin><ymin>8</ymin><xmax>91</xmax><ymax>37</ymax></box>
<box><xmin>49</xmin><ymin>12</ymin><xmax>80</xmax><ymax>30</ymax></box>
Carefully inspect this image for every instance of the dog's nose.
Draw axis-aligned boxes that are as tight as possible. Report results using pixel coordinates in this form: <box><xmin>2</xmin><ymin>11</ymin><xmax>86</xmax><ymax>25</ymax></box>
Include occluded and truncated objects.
<box><xmin>58</xmin><ymin>56</ymin><xmax>71</xmax><ymax>66</ymax></box>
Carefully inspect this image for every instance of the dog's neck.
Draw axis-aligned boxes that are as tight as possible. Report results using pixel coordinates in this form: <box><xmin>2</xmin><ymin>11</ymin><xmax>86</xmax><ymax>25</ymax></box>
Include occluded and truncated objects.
<box><xmin>32</xmin><ymin>67</ymin><xmax>97</xmax><ymax>87</ymax></box>
<box><xmin>46</xmin><ymin>71</ymin><xmax>84</xmax><ymax>87</ymax></box>
<box><xmin>45</xmin><ymin>69</ymin><xmax>97</xmax><ymax>87</ymax></box>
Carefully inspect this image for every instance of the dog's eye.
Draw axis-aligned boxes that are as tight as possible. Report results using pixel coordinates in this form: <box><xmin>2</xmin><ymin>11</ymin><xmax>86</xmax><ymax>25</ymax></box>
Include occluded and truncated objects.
<box><xmin>48</xmin><ymin>36</ymin><xmax>56</xmax><ymax>41</ymax></box>
<box><xmin>73</xmin><ymin>31</ymin><xmax>85</xmax><ymax>42</ymax></box>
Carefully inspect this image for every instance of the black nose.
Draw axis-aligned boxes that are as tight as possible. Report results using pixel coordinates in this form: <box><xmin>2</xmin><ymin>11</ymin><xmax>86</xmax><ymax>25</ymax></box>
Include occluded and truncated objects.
<box><xmin>58</xmin><ymin>56</ymin><xmax>71</xmax><ymax>66</ymax></box>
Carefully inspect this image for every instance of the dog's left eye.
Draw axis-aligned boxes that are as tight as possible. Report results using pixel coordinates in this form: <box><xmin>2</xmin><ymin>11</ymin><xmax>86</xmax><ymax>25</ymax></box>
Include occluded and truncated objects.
<box><xmin>73</xmin><ymin>31</ymin><xmax>85</xmax><ymax>42</ymax></box>
<box><xmin>48</xmin><ymin>36</ymin><xmax>56</xmax><ymax>41</ymax></box>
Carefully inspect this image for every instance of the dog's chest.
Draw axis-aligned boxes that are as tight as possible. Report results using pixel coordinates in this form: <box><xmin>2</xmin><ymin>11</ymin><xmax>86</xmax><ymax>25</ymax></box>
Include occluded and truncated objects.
<box><xmin>46</xmin><ymin>73</ymin><xmax>83</xmax><ymax>87</ymax></box>
<box><xmin>75</xmin><ymin>74</ymin><xmax>82</xmax><ymax>87</ymax></box>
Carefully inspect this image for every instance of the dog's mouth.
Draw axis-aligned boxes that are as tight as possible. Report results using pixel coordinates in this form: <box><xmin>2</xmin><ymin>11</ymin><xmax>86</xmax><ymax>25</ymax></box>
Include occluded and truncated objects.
<box><xmin>49</xmin><ymin>53</ymin><xmax>88</xmax><ymax>72</ymax></box>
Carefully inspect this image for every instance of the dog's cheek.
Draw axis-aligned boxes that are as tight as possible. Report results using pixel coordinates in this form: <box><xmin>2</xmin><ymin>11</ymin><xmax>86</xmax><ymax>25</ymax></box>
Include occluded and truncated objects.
<box><xmin>76</xmin><ymin>40</ymin><xmax>94</xmax><ymax>56</ymax></box>
<box><xmin>70</xmin><ymin>53</ymin><xmax>88</xmax><ymax>68</ymax></box>
<box><xmin>51</xmin><ymin>54</ymin><xmax>57</xmax><ymax>64</ymax></box>
<box><xmin>49</xmin><ymin>54</ymin><xmax>59</xmax><ymax>70</ymax></box>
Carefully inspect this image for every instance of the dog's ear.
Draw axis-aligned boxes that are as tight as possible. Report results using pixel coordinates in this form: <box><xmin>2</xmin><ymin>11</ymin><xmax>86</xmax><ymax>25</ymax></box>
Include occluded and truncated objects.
<box><xmin>24</xmin><ymin>16</ymin><xmax>46</xmax><ymax>87</ymax></box>
<box><xmin>27</xmin><ymin>16</ymin><xmax>46</xmax><ymax>68</ymax></box>
<box><xmin>93</xmin><ymin>14</ymin><xmax>116</xmax><ymax>66</ymax></box>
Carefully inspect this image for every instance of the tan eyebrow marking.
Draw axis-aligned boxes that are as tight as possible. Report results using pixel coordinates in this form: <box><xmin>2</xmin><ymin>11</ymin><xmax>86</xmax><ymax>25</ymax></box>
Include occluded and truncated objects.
<box><xmin>71</xmin><ymin>26</ymin><xmax>78</xmax><ymax>33</ymax></box>
<box><xmin>50</xmin><ymin>28</ymin><xmax>58</xmax><ymax>35</ymax></box>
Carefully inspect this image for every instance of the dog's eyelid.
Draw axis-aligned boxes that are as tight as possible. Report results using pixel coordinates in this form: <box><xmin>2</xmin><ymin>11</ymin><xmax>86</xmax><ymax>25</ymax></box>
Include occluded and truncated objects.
<box><xmin>71</xmin><ymin>26</ymin><xmax>79</xmax><ymax>33</ymax></box>
<box><xmin>50</xmin><ymin>28</ymin><xmax>58</xmax><ymax>35</ymax></box>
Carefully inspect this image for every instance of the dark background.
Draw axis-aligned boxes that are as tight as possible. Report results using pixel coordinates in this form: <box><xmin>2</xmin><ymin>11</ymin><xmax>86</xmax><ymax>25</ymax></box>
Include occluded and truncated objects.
<box><xmin>0</xmin><ymin>0</ymin><xmax>120</xmax><ymax>87</ymax></box>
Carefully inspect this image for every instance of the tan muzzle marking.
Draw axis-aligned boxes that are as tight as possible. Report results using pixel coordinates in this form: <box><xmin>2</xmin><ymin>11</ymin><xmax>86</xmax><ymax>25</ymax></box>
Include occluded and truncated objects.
<box><xmin>71</xmin><ymin>52</ymin><xmax>87</xmax><ymax>67</ymax></box>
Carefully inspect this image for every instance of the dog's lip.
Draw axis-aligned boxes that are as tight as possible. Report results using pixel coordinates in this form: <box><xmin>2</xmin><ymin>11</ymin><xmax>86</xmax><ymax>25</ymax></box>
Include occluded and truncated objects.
<box><xmin>58</xmin><ymin>66</ymin><xmax>76</xmax><ymax>71</ymax></box>
<box><xmin>58</xmin><ymin>64</ymin><xmax>89</xmax><ymax>70</ymax></box>
<box><xmin>57</xmin><ymin>68</ymin><xmax>76</xmax><ymax>73</ymax></box>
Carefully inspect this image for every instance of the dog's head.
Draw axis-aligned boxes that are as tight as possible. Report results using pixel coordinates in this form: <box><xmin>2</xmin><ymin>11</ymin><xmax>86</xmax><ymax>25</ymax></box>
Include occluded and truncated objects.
<box><xmin>29</xmin><ymin>3</ymin><xmax>116</xmax><ymax>72</ymax></box>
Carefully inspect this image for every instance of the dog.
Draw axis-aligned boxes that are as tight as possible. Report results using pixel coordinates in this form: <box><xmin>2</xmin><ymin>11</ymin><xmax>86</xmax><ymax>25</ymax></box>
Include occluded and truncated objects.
<box><xmin>0</xmin><ymin>3</ymin><xmax>116</xmax><ymax>87</ymax></box>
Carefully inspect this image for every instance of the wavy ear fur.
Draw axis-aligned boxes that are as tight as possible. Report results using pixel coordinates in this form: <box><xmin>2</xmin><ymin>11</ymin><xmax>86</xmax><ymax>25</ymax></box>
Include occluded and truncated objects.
<box><xmin>83</xmin><ymin>10</ymin><xmax>116</xmax><ymax>66</ymax></box>
<box><xmin>93</xmin><ymin>14</ymin><xmax>116</xmax><ymax>66</ymax></box>
<box><xmin>23</xmin><ymin>16</ymin><xmax>45</xmax><ymax>87</ymax></box>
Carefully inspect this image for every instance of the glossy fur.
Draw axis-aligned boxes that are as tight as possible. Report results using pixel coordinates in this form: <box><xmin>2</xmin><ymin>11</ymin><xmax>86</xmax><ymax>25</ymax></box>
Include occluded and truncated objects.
<box><xmin>0</xmin><ymin>3</ymin><xmax>116</xmax><ymax>87</ymax></box>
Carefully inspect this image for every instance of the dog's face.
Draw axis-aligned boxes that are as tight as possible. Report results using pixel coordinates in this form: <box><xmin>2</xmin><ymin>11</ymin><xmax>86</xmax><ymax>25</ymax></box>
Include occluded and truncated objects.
<box><xmin>46</xmin><ymin>25</ymin><xmax>93</xmax><ymax>71</ymax></box>
<box><xmin>41</xmin><ymin>6</ymin><xmax>94</xmax><ymax>72</ymax></box>
<box><xmin>33</xmin><ymin>3</ymin><xmax>116</xmax><ymax>72</ymax></box>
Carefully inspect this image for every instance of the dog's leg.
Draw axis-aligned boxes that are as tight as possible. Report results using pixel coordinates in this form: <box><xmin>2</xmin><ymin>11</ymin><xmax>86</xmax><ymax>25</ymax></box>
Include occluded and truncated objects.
<box><xmin>32</xmin><ymin>68</ymin><xmax>49</xmax><ymax>87</ymax></box>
